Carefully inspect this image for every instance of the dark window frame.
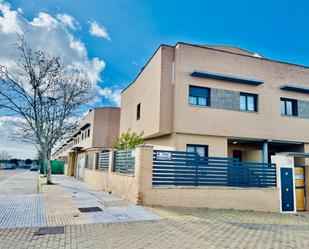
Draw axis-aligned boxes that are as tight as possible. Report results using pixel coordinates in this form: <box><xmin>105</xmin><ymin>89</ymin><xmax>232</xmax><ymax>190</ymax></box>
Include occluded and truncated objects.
<box><xmin>86</xmin><ymin>154</ymin><xmax>95</xmax><ymax>169</ymax></box>
<box><xmin>186</xmin><ymin>144</ymin><xmax>209</xmax><ymax>158</ymax></box>
<box><xmin>189</xmin><ymin>85</ymin><xmax>211</xmax><ymax>107</ymax></box>
<box><xmin>233</xmin><ymin>150</ymin><xmax>242</xmax><ymax>162</ymax></box>
<box><xmin>280</xmin><ymin>98</ymin><xmax>298</xmax><ymax>116</ymax></box>
<box><xmin>240</xmin><ymin>92</ymin><xmax>258</xmax><ymax>112</ymax></box>
<box><xmin>136</xmin><ymin>103</ymin><xmax>141</xmax><ymax>120</ymax></box>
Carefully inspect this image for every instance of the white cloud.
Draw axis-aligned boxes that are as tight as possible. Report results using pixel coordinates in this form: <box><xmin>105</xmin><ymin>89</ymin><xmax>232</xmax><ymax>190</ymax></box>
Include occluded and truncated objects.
<box><xmin>88</xmin><ymin>20</ymin><xmax>111</xmax><ymax>41</ymax></box>
<box><xmin>31</xmin><ymin>12</ymin><xmax>58</xmax><ymax>29</ymax></box>
<box><xmin>17</xmin><ymin>7</ymin><xmax>23</xmax><ymax>14</ymax></box>
<box><xmin>98</xmin><ymin>87</ymin><xmax>122</xmax><ymax>106</ymax></box>
<box><xmin>57</xmin><ymin>13</ymin><xmax>79</xmax><ymax>30</ymax></box>
<box><xmin>0</xmin><ymin>1</ymin><xmax>105</xmax><ymax>88</ymax></box>
<box><xmin>0</xmin><ymin>2</ymin><xmax>23</xmax><ymax>34</ymax></box>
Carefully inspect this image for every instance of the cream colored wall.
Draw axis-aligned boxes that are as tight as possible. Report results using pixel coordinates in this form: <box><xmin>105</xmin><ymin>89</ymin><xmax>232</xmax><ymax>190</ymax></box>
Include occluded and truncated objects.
<box><xmin>84</xmin><ymin>169</ymin><xmax>139</xmax><ymax>203</ymax></box>
<box><xmin>143</xmin><ymin>187</ymin><xmax>279</xmax><ymax>212</ymax></box>
<box><xmin>92</xmin><ymin>107</ymin><xmax>120</xmax><ymax>148</ymax></box>
<box><xmin>146</xmin><ymin>133</ymin><xmax>228</xmax><ymax>157</ymax></box>
<box><xmin>75</xmin><ymin>109</ymin><xmax>95</xmax><ymax>149</ymax></box>
<box><xmin>174</xmin><ymin>133</ymin><xmax>228</xmax><ymax>157</ymax></box>
<box><xmin>159</xmin><ymin>46</ymin><xmax>175</xmax><ymax>134</ymax></box>
<box><xmin>144</xmin><ymin>134</ymin><xmax>175</xmax><ymax>150</ymax></box>
<box><xmin>243</xmin><ymin>150</ymin><xmax>262</xmax><ymax>162</ymax></box>
<box><xmin>53</xmin><ymin>107</ymin><xmax>120</xmax><ymax>159</ymax></box>
<box><xmin>228</xmin><ymin>144</ymin><xmax>263</xmax><ymax>162</ymax></box>
<box><xmin>173</xmin><ymin>43</ymin><xmax>309</xmax><ymax>143</ymax></box>
<box><xmin>120</xmin><ymin>46</ymin><xmax>174</xmax><ymax>138</ymax></box>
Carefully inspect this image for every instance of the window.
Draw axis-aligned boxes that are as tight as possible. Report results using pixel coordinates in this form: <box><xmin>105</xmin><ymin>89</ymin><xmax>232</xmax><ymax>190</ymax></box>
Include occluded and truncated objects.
<box><xmin>136</xmin><ymin>103</ymin><xmax>141</xmax><ymax>120</ymax></box>
<box><xmin>189</xmin><ymin>85</ymin><xmax>210</xmax><ymax>106</ymax></box>
<box><xmin>233</xmin><ymin>150</ymin><xmax>242</xmax><ymax>162</ymax></box>
<box><xmin>81</xmin><ymin>132</ymin><xmax>84</xmax><ymax>140</ymax></box>
<box><xmin>87</xmin><ymin>129</ymin><xmax>90</xmax><ymax>138</ymax></box>
<box><xmin>240</xmin><ymin>93</ymin><xmax>258</xmax><ymax>112</ymax></box>
<box><xmin>86</xmin><ymin>154</ymin><xmax>95</xmax><ymax>169</ymax></box>
<box><xmin>281</xmin><ymin>98</ymin><xmax>298</xmax><ymax>116</ymax></box>
<box><xmin>186</xmin><ymin>144</ymin><xmax>209</xmax><ymax>158</ymax></box>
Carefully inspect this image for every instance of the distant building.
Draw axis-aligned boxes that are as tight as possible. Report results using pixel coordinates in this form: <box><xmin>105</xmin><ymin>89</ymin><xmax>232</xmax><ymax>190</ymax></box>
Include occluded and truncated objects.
<box><xmin>52</xmin><ymin>107</ymin><xmax>120</xmax><ymax>180</ymax></box>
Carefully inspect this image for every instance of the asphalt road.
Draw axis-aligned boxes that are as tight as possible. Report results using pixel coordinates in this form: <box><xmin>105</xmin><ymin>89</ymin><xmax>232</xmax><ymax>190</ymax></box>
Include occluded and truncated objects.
<box><xmin>0</xmin><ymin>169</ymin><xmax>38</xmax><ymax>194</ymax></box>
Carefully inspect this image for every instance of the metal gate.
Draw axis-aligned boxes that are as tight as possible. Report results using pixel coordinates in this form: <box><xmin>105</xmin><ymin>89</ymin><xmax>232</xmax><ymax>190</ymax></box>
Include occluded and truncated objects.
<box><xmin>280</xmin><ymin>168</ymin><xmax>294</xmax><ymax>212</ymax></box>
<box><xmin>77</xmin><ymin>155</ymin><xmax>85</xmax><ymax>181</ymax></box>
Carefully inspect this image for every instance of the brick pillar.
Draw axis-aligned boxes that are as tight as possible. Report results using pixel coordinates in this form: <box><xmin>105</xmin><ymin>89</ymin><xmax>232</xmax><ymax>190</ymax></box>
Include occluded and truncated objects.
<box><xmin>135</xmin><ymin>145</ymin><xmax>154</xmax><ymax>205</ymax></box>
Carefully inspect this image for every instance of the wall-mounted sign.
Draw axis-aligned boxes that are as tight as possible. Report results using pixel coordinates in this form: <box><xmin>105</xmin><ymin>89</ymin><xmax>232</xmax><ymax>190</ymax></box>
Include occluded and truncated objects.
<box><xmin>156</xmin><ymin>152</ymin><xmax>172</xmax><ymax>160</ymax></box>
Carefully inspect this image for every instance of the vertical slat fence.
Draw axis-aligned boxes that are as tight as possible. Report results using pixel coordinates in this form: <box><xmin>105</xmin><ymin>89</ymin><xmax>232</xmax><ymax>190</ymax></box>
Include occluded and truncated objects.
<box><xmin>153</xmin><ymin>150</ymin><xmax>276</xmax><ymax>188</ymax></box>
<box><xmin>114</xmin><ymin>150</ymin><xmax>135</xmax><ymax>174</ymax></box>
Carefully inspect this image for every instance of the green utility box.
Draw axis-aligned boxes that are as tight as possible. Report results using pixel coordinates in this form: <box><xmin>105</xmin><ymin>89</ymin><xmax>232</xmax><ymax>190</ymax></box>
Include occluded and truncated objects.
<box><xmin>40</xmin><ymin>160</ymin><xmax>64</xmax><ymax>174</ymax></box>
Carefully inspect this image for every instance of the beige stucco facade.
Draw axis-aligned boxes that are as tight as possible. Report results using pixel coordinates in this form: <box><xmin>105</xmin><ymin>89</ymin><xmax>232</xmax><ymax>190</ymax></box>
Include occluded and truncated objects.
<box><xmin>120</xmin><ymin>43</ymin><xmax>309</xmax><ymax>156</ymax></box>
<box><xmin>117</xmin><ymin>43</ymin><xmax>309</xmax><ymax>212</ymax></box>
<box><xmin>52</xmin><ymin>107</ymin><xmax>120</xmax><ymax>178</ymax></box>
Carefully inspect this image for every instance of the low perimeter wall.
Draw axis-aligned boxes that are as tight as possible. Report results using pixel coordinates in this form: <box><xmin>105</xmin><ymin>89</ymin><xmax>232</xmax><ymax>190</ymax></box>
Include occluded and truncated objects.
<box><xmin>143</xmin><ymin>187</ymin><xmax>280</xmax><ymax>212</ymax></box>
<box><xmin>83</xmin><ymin>145</ymin><xmax>280</xmax><ymax>212</ymax></box>
<box><xmin>84</xmin><ymin>169</ymin><xmax>139</xmax><ymax>203</ymax></box>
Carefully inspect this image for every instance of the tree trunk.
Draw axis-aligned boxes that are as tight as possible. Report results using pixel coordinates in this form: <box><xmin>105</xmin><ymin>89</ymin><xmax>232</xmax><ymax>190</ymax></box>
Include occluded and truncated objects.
<box><xmin>42</xmin><ymin>147</ymin><xmax>52</xmax><ymax>184</ymax></box>
<box><xmin>46</xmin><ymin>158</ymin><xmax>52</xmax><ymax>184</ymax></box>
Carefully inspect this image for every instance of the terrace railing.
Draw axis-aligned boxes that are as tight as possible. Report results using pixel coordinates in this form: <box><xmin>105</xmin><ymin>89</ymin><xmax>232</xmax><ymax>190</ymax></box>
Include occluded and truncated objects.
<box><xmin>153</xmin><ymin>150</ymin><xmax>276</xmax><ymax>188</ymax></box>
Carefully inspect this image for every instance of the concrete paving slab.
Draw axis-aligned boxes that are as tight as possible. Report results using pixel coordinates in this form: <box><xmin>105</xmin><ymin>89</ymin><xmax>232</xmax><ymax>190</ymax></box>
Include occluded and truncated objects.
<box><xmin>0</xmin><ymin>194</ymin><xmax>46</xmax><ymax>228</ymax></box>
<box><xmin>52</xmin><ymin>175</ymin><xmax>161</xmax><ymax>224</ymax></box>
<box><xmin>0</xmin><ymin>170</ymin><xmax>160</xmax><ymax>229</ymax></box>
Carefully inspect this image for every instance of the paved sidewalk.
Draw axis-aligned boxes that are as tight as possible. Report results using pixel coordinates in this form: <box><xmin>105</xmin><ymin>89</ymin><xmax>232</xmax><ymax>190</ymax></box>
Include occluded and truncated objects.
<box><xmin>2</xmin><ymin>171</ymin><xmax>309</xmax><ymax>248</ymax></box>
<box><xmin>0</xmin><ymin>171</ymin><xmax>159</xmax><ymax>228</ymax></box>
<box><xmin>0</xmin><ymin>170</ymin><xmax>46</xmax><ymax>228</ymax></box>
<box><xmin>42</xmin><ymin>175</ymin><xmax>160</xmax><ymax>226</ymax></box>
<box><xmin>1</xmin><ymin>207</ymin><xmax>309</xmax><ymax>249</ymax></box>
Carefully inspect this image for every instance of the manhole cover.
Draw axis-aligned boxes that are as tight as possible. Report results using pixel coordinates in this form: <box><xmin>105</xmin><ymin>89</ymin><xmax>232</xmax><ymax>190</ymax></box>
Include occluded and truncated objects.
<box><xmin>78</xmin><ymin>207</ymin><xmax>103</xmax><ymax>212</ymax></box>
<box><xmin>36</xmin><ymin>227</ymin><xmax>64</xmax><ymax>235</ymax></box>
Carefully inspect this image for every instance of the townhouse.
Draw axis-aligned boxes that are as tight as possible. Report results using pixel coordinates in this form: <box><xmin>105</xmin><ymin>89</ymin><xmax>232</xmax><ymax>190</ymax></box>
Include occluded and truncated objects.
<box><xmin>120</xmin><ymin>43</ymin><xmax>309</xmax><ymax>162</ymax></box>
<box><xmin>52</xmin><ymin>42</ymin><xmax>309</xmax><ymax>213</ymax></box>
<box><xmin>120</xmin><ymin>42</ymin><xmax>309</xmax><ymax>211</ymax></box>
<box><xmin>52</xmin><ymin>107</ymin><xmax>120</xmax><ymax>180</ymax></box>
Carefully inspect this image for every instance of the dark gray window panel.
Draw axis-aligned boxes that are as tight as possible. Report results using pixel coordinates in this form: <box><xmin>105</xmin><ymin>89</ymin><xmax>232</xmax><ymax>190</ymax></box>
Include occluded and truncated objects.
<box><xmin>298</xmin><ymin>100</ymin><xmax>309</xmax><ymax>119</ymax></box>
<box><xmin>210</xmin><ymin>88</ymin><xmax>240</xmax><ymax>111</ymax></box>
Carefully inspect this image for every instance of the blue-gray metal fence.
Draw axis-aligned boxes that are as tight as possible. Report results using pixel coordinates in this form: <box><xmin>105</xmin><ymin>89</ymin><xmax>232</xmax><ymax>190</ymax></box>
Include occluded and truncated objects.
<box><xmin>153</xmin><ymin>150</ymin><xmax>276</xmax><ymax>188</ymax></box>
<box><xmin>114</xmin><ymin>150</ymin><xmax>135</xmax><ymax>174</ymax></box>
<box><xmin>97</xmin><ymin>151</ymin><xmax>110</xmax><ymax>171</ymax></box>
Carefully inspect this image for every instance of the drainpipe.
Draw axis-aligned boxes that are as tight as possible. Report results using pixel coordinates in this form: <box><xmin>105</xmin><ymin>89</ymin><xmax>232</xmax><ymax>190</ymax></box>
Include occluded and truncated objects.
<box><xmin>263</xmin><ymin>141</ymin><xmax>269</xmax><ymax>164</ymax></box>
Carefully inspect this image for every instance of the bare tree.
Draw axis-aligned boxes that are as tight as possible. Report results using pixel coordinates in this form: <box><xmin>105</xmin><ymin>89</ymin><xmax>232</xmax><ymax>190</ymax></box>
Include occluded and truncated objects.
<box><xmin>0</xmin><ymin>37</ymin><xmax>94</xmax><ymax>183</ymax></box>
<box><xmin>0</xmin><ymin>150</ymin><xmax>12</xmax><ymax>160</ymax></box>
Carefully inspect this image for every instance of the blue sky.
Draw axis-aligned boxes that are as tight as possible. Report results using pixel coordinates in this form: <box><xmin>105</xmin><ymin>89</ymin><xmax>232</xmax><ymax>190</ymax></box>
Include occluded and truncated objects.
<box><xmin>1</xmin><ymin>0</ymin><xmax>309</xmax><ymax>158</ymax></box>
<box><xmin>9</xmin><ymin>0</ymin><xmax>309</xmax><ymax>106</ymax></box>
